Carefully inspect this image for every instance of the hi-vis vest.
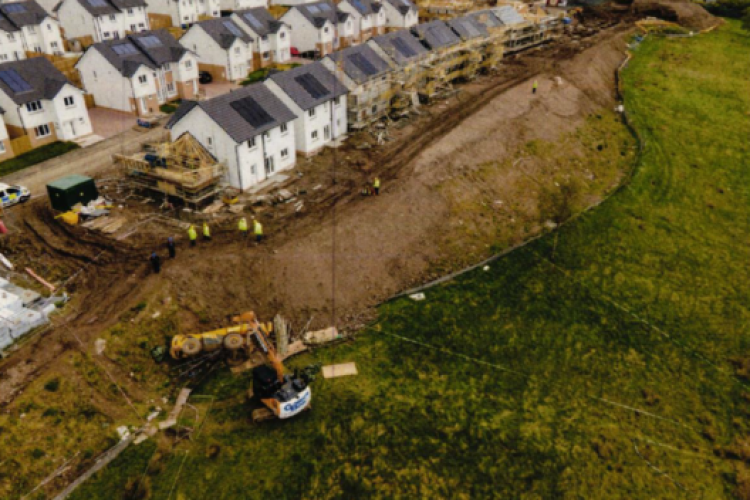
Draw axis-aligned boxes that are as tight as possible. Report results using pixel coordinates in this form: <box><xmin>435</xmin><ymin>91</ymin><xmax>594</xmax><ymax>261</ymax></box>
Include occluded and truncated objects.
<box><xmin>374</xmin><ymin>178</ymin><xmax>380</xmax><ymax>188</ymax></box>
<box><xmin>203</xmin><ymin>223</ymin><xmax>210</xmax><ymax>237</ymax></box>
<box><xmin>188</xmin><ymin>226</ymin><xmax>197</xmax><ymax>240</ymax></box>
<box><xmin>254</xmin><ymin>220</ymin><xmax>263</xmax><ymax>235</ymax></box>
<box><xmin>239</xmin><ymin>218</ymin><xmax>248</xmax><ymax>231</ymax></box>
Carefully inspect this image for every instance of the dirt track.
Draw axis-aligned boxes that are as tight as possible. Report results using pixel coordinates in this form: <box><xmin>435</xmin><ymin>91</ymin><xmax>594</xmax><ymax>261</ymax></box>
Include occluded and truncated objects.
<box><xmin>0</xmin><ymin>19</ymin><xmax>635</xmax><ymax>411</ymax></box>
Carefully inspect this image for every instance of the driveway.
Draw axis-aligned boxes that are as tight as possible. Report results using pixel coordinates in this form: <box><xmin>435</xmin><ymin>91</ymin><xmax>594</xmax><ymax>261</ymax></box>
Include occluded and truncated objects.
<box><xmin>88</xmin><ymin>107</ymin><xmax>142</xmax><ymax>140</ymax></box>
<box><xmin>201</xmin><ymin>81</ymin><xmax>241</xmax><ymax>99</ymax></box>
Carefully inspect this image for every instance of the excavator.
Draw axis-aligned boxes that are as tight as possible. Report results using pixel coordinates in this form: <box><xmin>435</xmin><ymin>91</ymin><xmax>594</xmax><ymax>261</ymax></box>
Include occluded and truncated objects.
<box><xmin>170</xmin><ymin>311</ymin><xmax>313</xmax><ymax>421</ymax></box>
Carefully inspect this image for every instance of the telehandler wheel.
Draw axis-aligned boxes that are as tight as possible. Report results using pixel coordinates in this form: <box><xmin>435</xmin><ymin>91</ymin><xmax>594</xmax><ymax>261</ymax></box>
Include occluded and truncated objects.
<box><xmin>181</xmin><ymin>337</ymin><xmax>202</xmax><ymax>356</ymax></box>
<box><xmin>224</xmin><ymin>333</ymin><xmax>244</xmax><ymax>350</ymax></box>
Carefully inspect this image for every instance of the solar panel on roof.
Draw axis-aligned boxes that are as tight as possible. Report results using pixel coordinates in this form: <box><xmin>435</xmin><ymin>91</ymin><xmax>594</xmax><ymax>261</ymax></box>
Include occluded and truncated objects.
<box><xmin>349</xmin><ymin>52</ymin><xmax>378</xmax><ymax>76</ymax></box>
<box><xmin>319</xmin><ymin>3</ymin><xmax>331</xmax><ymax>11</ymax></box>
<box><xmin>223</xmin><ymin>20</ymin><xmax>244</xmax><ymax>37</ymax></box>
<box><xmin>3</xmin><ymin>4</ymin><xmax>26</xmax><ymax>13</ymax></box>
<box><xmin>391</xmin><ymin>37</ymin><xmax>416</xmax><ymax>58</ymax></box>
<box><xmin>308</xmin><ymin>5</ymin><xmax>320</xmax><ymax>13</ymax></box>
<box><xmin>0</xmin><ymin>69</ymin><xmax>32</xmax><ymax>93</ymax></box>
<box><xmin>230</xmin><ymin>97</ymin><xmax>274</xmax><ymax>129</ymax></box>
<box><xmin>351</xmin><ymin>0</ymin><xmax>367</xmax><ymax>13</ymax></box>
<box><xmin>243</xmin><ymin>12</ymin><xmax>263</xmax><ymax>29</ymax></box>
<box><xmin>295</xmin><ymin>73</ymin><xmax>329</xmax><ymax>99</ymax></box>
<box><xmin>112</xmin><ymin>43</ymin><xmax>139</xmax><ymax>56</ymax></box>
<box><xmin>138</xmin><ymin>35</ymin><xmax>162</xmax><ymax>48</ymax></box>
<box><xmin>87</xmin><ymin>0</ymin><xmax>107</xmax><ymax>7</ymax></box>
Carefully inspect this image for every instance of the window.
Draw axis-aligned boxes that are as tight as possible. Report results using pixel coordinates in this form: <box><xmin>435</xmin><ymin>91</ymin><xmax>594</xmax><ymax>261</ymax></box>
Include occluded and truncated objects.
<box><xmin>138</xmin><ymin>75</ymin><xmax>147</xmax><ymax>84</ymax></box>
<box><xmin>280</xmin><ymin>123</ymin><xmax>288</xmax><ymax>134</ymax></box>
<box><xmin>93</xmin><ymin>70</ymin><xmax>97</xmax><ymax>78</ymax></box>
<box><xmin>335</xmin><ymin>96</ymin><xmax>341</xmax><ymax>106</ymax></box>
<box><xmin>207</xmin><ymin>137</ymin><xmax>212</xmax><ymax>146</ymax></box>
<box><xmin>28</xmin><ymin>26</ymin><xmax>35</xmax><ymax>34</ymax></box>
<box><xmin>138</xmin><ymin>22</ymin><xmax>145</xmax><ymax>28</ymax></box>
<box><xmin>167</xmin><ymin>82</ymin><xmax>175</xmax><ymax>93</ymax></box>
<box><xmin>35</xmin><ymin>124</ymin><xmax>50</xmax><ymax>137</ymax></box>
<box><xmin>311</xmin><ymin>130</ymin><xmax>318</xmax><ymax>141</ymax></box>
<box><xmin>51</xmin><ymin>41</ymin><xmax>58</xmax><ymax>48</ymax></box>
<box><xmin>109</xmin><ymin>14</ymin><xmax>116</xmax><ymax>20</ymax></box>
<box><xmin>185</xmin><ymin>60</ymin><xmax>192</xmax><ymax>69</ymax></box>
<box><xmin>47</xmin><ymin>24</ymin><xmax>52</xmax><ymax>31</ymax></box>
<box><xmin>308</xmin><ymin>107</ymin><xmax>316</xmax><ymax>118</ymax></box>
<box><xmin>0</xmin><ymin>142</ymin><xmax>5</xmax><ymax>153</ymax></box>
<box><xmin>262</xmin><ymin>52</ymin><xmax>269</xmax><ymax>60</ymax></box>
<box><xmin>33</xmin><ymin>46</ymin><xmax>42</xmax><ymax>53</ymax></box>
<box><xmin>127</xmin><ymin>8</ymin><xmax>133</xmax><ymax>14</ymax></box>
<box><xmin>130</xmin><ymin>24</ymin><xmax>136</xmax><ymax>31</ymax></box>
<box><xmin>7</xmin><ymin>34</ymin><xmax>14</xmax><ymax>42</ymax></box>
<box><xmin>103</xmin><ymin>31</ymin><xmax>110</xmax><ymax>38</ymax></box>
<box><xmin>280</xmin><ymin>32</ymin><xmax>285</xmax><ymax>39</ymax></box>
<box><xmin>372</xmin><ymin>104</ymin><xmax>377</xmax><ymax>113</ymax></box>
<box><xmin>164</xmin><ymin>63</ymin><xmax>171</xmax><ymax>71</ymax></box>
<box><xmin>281</xmin><ymin>148</ymin><xmax>288</xmax><ymax>158</ymax></box>
<box><xmin>184</xmin><ymin>16</ymin><xmax>189</xmax><ymax>21</ymax></box>
<box><xmin>64</xmin><ymin>96</ymin><xmax>75</xmax><ymax>107</ymax></box>
<box><xmin>261</xmin><ymin>35</ymin><xmax>268</xmax><ymax>42</ymax></box>
<box><xmin>251</xmin><ymin>164</ymin><xmax>256</xmax><ymax>175</ymax></box>
<box><xmin>234</xmin><ymin>47</ymin><xmax>240</xmax><ymax>54</ymax></box>
<box><xmin>324</xmin><ymin>27</ymin><xmax>329</xmax><ymax>33</ymax></box>
<box><xmin>0</xmin><ymin>55</ymin><xmax>7</xmax><ymax>61</ymax></box>
<box><xmin>26</xmin><ymin>100</ymin><xmax>42</xmax><ymax>113</ymax></box>
<box><xmin>248</xmin><ymin>137</ymin><xmax>256</xmax><ymax>148</ymax></box>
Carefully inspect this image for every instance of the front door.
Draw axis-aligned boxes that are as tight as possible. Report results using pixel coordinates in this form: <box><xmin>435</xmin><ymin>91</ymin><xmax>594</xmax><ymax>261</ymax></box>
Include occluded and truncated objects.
<box><xmin>324</xmin><ymin>125</ymin><xmax>330</xmax><ymax>140</ymax></box>
<box><xmin>264</xmin><ymin>156</ymin><xmax>274</xmax><ymax>176</ymax></box>
<box><xmin>67</xmin><ymin>120</ymin><xmax>76</xmax><ymax>138</ymax></box>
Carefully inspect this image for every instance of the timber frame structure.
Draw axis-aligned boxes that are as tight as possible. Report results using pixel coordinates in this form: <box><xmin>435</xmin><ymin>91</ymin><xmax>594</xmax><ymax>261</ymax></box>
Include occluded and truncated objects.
<box><xmin>114</xmin><ymin>133</ymin><xmax>226</xmax><ymax>206</ymax></box>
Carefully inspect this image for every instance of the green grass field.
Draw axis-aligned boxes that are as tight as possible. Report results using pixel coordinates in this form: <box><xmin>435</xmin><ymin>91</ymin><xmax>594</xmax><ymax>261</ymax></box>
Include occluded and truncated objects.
<box><xmin>69</xmin><ymin>22</ymin><xmax>750</xmax><ymax>499</ymax></box>
<box><xmin>0</xmin><ymin>142</ymin><xmax>79</xmax><ymax>177</ymax></box>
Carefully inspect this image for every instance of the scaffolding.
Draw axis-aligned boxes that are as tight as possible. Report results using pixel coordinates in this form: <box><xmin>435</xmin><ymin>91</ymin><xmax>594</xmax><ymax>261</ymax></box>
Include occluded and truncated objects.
<box><xmin>114</xmin><ymin>133</ymin><xmax>226</xmax><ymax>206</ymax></box>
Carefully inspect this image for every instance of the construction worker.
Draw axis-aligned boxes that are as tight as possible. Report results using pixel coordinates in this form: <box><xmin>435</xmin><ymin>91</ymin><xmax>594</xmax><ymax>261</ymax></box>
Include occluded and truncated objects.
<box><xmin>188</xmin><ymin>225</ymin><xmax>197</xmax><ymax>247</ymax></box>
<box><xmin>253</xmin><ymin>218</ymin><xmax>263</xmax><ymax>244</ymax></box>
<box><xmin>373</xmin><ymin>177</ymin><xmax>380</xmax><ymax>196</ymax></box>
<box><xmin>238</xmin><ymin>217</ymin><xmax>248</xmax><ymax>237</ymax></box>
<box><xmin>167</xmin><ymin>236</ymin><xmax>176</xmax><ymax>259</ymax></box>
<box><xmin>202</xmin><ymin>222</ymin><xmax>211</xmax><ymax>241</ymax></box>
<box><xmin>532</xmin><ymin>80</ymin><xmax>538</xmax><ymax>94</ymax></box>
<box><xmin>149</xmin><ymin>252</ymin><xmax>161</xmax><ymax>274</ymax></box>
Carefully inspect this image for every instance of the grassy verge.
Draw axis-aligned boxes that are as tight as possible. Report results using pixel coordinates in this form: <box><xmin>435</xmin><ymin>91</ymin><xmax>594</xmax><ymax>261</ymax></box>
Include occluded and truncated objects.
<box><xmin>0</xmin><ymin>142</ymin><xmax>79</xmax><ymax>177</ymax></box>
<box><xmin>65</xmin><ymin>21</ymin><xmax>750</xmax><ymax>499</ymax></box>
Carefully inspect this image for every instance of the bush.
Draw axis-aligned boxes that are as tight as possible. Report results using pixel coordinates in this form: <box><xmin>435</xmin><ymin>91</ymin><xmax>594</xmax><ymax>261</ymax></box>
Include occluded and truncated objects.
<box><xmin>43</xmin><ymin>378</ymin><xmax>60</xmax><ymax>392</ymax></box>
<box><xmin>0</xmin><ymin>141</ymin><xmax>79</xmax><ymax>177</ymax></box>
<box><xmin>241</xmin><ymin>69</ymin><xmax>269</xmax><ymax>85</ymax></box>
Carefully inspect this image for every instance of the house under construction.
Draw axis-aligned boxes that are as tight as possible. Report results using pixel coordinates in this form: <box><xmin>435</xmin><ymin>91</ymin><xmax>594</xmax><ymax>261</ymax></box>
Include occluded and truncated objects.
<box><xmin>114</xmin><ymin>133</ymin><xmax>226</xmax><ymax>206</ymax></box>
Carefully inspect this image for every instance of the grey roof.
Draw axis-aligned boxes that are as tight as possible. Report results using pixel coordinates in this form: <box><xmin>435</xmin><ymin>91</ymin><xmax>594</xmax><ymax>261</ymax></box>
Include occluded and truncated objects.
<box><xmin>468</xmin><ymin>10</ymin><xmax>504</xmax><ymax>29</ymax></box>
<box><xmin>447</xmin><ymin>16</ymin><xmax>489</xmax><ymax>40</ymax></box>
<box><xmin>0</xmin><ymin>58</ymin><xmax>70</xmax><ymax>105</ymax></box>
<box><xmin>196</xmin><ymin>18</ymin><xmax>252</xmax><ymax>49</ymax></box>
<box><xmin>326</xmin><ymin>44</ymin><xmax>390</xmax><ymax>85</ymax></box>
<box><xmin>411</xmin><ymin>21</ymin><xmax>460</xmax><ymax>50</ymax></box>
<box><xmin>167</xmin><ymin>83</ymin><xmax>297</xmax><ymax>144</ymax></box>
<box><xmin>293</xmin><ymin>2</ymin><xmax>339</xmax><ymax>29</ymax></box>
<box><xmin>269</xmin><ymin>61</ymin><xmax>347</xmax><ymax>111</ymax></box>
<box><xmin>233</xmin><ymin>7</ymin><xmax>282</xmax><ymax>37</ymax></box>
<box><xmin>385</xmin><ymin>0</ymin><xmax>415</xmax><ymax>16</ymax></box>
<box><xmin>92</xmin><ymin>30</ymin><xmax>187</xmax><ymax>78</ymax></box>
<box><xmin>0</xmin><ymin>1</ymin><xmax>49</xmax><ymax>29</ymax></box>
<box><xmin>370</xmin><ymin>30</ymin><xmax>427</xmax><ymax>66</ymax></box>
<box><xmin>492</xmin><ymin>6</ymin><xmax>527</xmax><ymax>26</ymax></box>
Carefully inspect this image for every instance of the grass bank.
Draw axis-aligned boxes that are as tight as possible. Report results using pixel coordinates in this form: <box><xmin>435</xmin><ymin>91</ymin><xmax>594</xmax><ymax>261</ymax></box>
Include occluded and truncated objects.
<box><xmin>0</xmin><ymin>142</ymin><xmax>79</xmax><ymax>178</ymax></box>
<box><xmin>66</xmin><ymin>21</ymin><xmax>750</xmax><ymax>499</ymax></box>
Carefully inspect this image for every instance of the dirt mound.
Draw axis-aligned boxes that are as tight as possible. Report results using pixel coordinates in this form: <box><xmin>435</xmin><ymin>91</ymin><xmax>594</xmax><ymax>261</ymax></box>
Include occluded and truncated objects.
<box><xmin>631</xmin><ymin>0</ymin><xmax>719</xmax><ymax>30</ymax></box>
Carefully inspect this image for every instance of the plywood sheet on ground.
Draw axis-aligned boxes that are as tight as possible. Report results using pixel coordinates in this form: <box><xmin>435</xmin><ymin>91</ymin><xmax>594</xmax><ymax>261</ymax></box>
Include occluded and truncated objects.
<box><xmin>322</xmin><ymin>362</ymin><xmax>357</xmax><ymax>379</ymax></box>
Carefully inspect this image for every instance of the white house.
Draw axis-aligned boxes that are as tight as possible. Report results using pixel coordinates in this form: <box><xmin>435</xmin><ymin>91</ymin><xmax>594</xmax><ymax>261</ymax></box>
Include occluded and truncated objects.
<box><xmin>265</xmin><ymin>61</ymin><xmax>347</xmax><ymax>156</ymax></box>
<box><xmin>0</xmin><ymin>58</ymin><xmax>92</xmax><ymax>148</ymax></box>
<box><xmin>219</xmin><ymin>0</ymin><xmax>265</xmax><ymax>13</ymax></box>
<box><xmin>337</xmin><ymin>0</ymin><xmax>385</xmax><ymax>43</ymax></box>
<box><xmin>77</xmin><ymin>30</ymin><xmax>199</xmax><ymax>116</ymax></box>
<box><xmin>179</xmin><ymin>18</ymin><xmax>252</xmax><ymax>82</ymax></box>
<box><xmin>146</xmin><ymin>0</ymin><xmax>221</xmax><ymax>28</ymax></box>
<box><xmin>322</xmin><ymin>43</ymin><xmax>391</xmax><ymax>130</ymax></box>
<box><xmin>380</xmin><ymin>0</ymin><xmax>418</xmax><ymax>32</ymax></box>
<box><xmin>231</xmin><ymin>8</ymin><xmax>291</xmax><ymax>66</ymax></box>
<box><xmin>166</xmin><ymin>83</ymin><xmax>297</xmax><ymax>191</ymax></box>
<box><xmin>55</xmin><ymin>0</ymin><xmax>150</xmax><ymax>44</ymax></box>
<box><xmin>280</xmin><ymin>2</ymin><xmax>352</xmax><ymax>56</ymax></box>
<box><xmin>0</xmin><ymin>1</ymin><xmax>65</xmax><ymax>61</ymax></box>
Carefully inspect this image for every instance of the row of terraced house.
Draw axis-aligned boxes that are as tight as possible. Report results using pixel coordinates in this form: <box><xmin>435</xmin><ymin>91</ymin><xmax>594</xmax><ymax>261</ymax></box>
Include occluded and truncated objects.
<box><xmin>164</xmin><ymin>4</ymin><xmax>564</xmax><ymax>191</ymax></box>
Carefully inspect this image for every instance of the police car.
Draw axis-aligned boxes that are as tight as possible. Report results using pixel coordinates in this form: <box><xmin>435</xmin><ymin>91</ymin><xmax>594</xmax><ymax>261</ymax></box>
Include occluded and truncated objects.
<box><xmin>0</xmin><ymin>183</ymin><xmax>30</xmax><ymax>208</ymax></box>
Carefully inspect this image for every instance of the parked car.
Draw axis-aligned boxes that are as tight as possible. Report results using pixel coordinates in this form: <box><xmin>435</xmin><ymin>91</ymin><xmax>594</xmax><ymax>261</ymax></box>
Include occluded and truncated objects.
<box><xmin>199</xmin><ymin>71</ymin><xmax>213</xmax><ymax>84</ymax></box>
<box><xmin>0</xmin><ymin>183</ymin><xmax>30</xmax><ymax>207</ymax></box>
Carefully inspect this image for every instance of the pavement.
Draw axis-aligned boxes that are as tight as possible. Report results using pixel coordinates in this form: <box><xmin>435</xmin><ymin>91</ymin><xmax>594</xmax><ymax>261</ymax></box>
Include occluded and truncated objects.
<box><xmin>88</xmin><ymin>108</ymin><xmax>141</xmax><ymax>140</ymax></box>
<box><xmin>202</xmin><ymin>81</ymin><xmax>241</xmax><ymax>99</ymax></box>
